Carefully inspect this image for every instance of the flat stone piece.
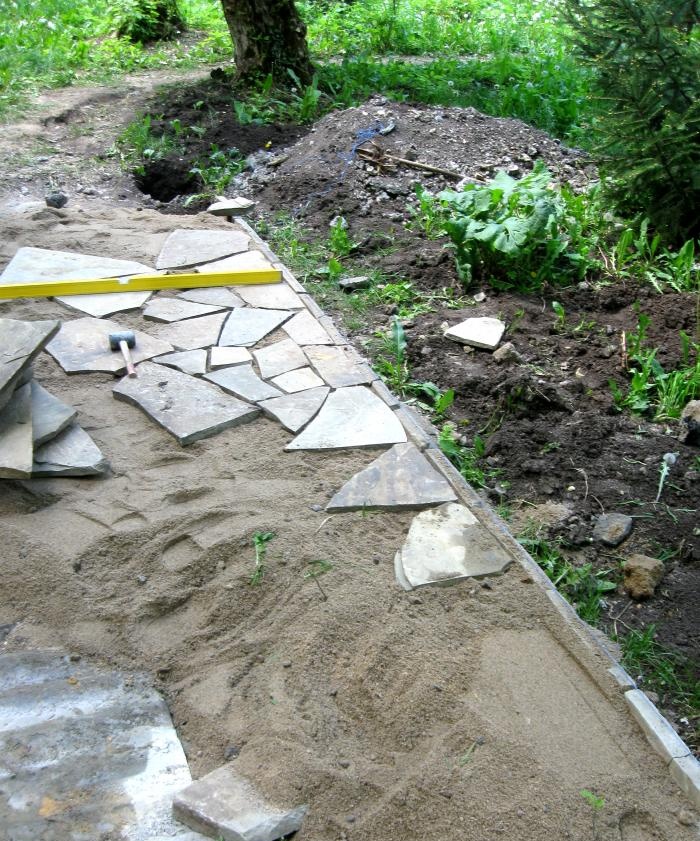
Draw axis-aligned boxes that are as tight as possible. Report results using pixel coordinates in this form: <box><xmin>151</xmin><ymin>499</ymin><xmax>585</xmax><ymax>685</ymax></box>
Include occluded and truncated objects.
<box><xmin>0</xmin><ymin>384</ymin><xmax>33</xmax><ymax>478</ymax></box>
<box><xmin>153</xmin><ymin>313</ymin><xmax>228</xmax><ymax>351</ymax></box>
<box><xmin>203</xmin><ymin>250</ymin><xmax>274</xmax><ymax>273</ymax></box>
<box><xmin>179</xmin><ymin>287</ymin><xmax>245</xmax><ymax>308</ymax></box>
<box><xmin>144</xmin><ymin>298</ymin><xmax>224</xmax><ymax>322</ymax></box>
<box><xmin>205</xmin><ymin>364</ymin><xmax>282</xmax><ymax>402</ymax></box>
<box><xmin>444</xmin><ymin>316</ymin><xmax>505</xmax><ymax>349</ymax></box>
<box><xmin>207</xmin><ymin>196</ymin><xmax>256</xmax><ymax>216</ymax></box>
<box><xmin>0</xmin><ymin>649</ymin><xmax>194</xmax><ymax>841</ymax></box>
<box><xmin>253</xmin><ymin>338</ymin><xmax>307</xmax><ymax>379</ymax></box>
<box><xmin>32</xmin><ymin>423</ymin><xmax>108</xmax><ymax>477</ymax></box>
<box><xmin>271</xmin><ymin>367</ymin><xmax>324</xmax><ymax>394</ymax></box>
<box><xmin>235</xmin><ymin>282</ymin><xmax>304</xmax><ymax>310</ymax></box>
<box><xmin>339</xmin><ymin>275</ymin><xmax>371</xmax><ymax>291</ymax></box>
<box><xmin>46</xmin><ymin>317</ymin><xmax>173</xmax><ymax>374</ymax></box>
<box><xmin>304</xmin><ymin>345</ymin><xmax>375</xmax><ymax>388</ymax></box>
<box><xmin>593</xmin><ymin>512</ymin><xmax>633</xmax><ymax>547</ymax></box>
<box><xmin>113</xmin><ymin>361</ymin><xmax>258</xmax><ymax>445</ymax></box>
<box><xmin>396</xmin><ymin>502</ymin><xmax>512</xmax><ymax>589</ymax></box>
<box><xmin>0</xmin><ymin>317</ymin><xmax>60</xmax><ymax>410</ymax></box>
<box><xmin>30</xmin><ymin>381</ymin><xmax>77</xmax><ymax>445</ymax></box>
<box><xmin>54</xmin><ymin>290</ymin><xmax>152</xmax><ymax>318</ymax></box>
<box><xmin>669</xmin><ymin>754</ymin><xmax>700</xmax><ymax>810</ymax></box>
<box><xmin>219</xmin><ymin>308</ymin><xmax>292</xmax><ymax>347</ymax></box>
<box><xmin>282</xmin><ymin>310</ymin><xmax>333</xmax><ymax>346</ymax></box>
<box><xmin>258</xmin><ymin>387</ymin><xmax>329</xmax><ymax>433</ymax></box>
<box><xmin>156</xmin><ymin>229</ymin><xmax>250</xmax><ymax>270</ymax></box>
<box><xmin>210</xmin><ymin>346</ymin><xmax>252</xmax><ymax>369</ymax></box>
<box><xmin>327</xmin><ymin>442</ymin><xmax>457</xmax><ymax>512</ymax></box>
<box><xmin>286</xmin><ymin>386</ymin><xmax>407</xmax><ymax>451</ymax></box>
<box><xmin>153</xmin><ymin>349</ymin><xmax>208</xmax><ymax>376</ymax></box>
<box><xmin>624</xmin><ymin>688</ymin><xmax>690</xmax><ymax>764</ymax></box>
<box><xmin>173</xmin><ymin>765</ymin><xmax>307</xmax><ymax>841</ymax></box>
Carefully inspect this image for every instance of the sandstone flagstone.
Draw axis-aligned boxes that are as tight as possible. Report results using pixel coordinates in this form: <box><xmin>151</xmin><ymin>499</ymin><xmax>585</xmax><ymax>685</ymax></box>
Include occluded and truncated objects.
<box><xmin>271</xmin><ymin>367</ymin><xmax>324</xmax><ymax>394</ymax></box>
<box><xmin>327</xmin><ymin>442</ymin><xmax>457</xmax><ymax>512</ymax></box>
<box><xmin>210</xmin><ymin>346</ymin><xmax>252</xmax><ymax>369</ymax></box>
<box><xmin>179</xmin><ymin>287</ymin><xmax>245</xmax><ymax>308</ymax></box>
<box><xmin>156</xmin><ymin>229</ymin><xmax>250</xmax><ymax>270</ymax></box>
<box><xmin>30</xmin><ymin>382</ymin><xmax>77</xmax><ymax>446</ymax></box>
<box><xmin>144</xmin><ymin>298</ymin><xmax>224</xmax><ymax>323</ymax></box>
<box><xmin>207</xmin><ymin>196</ymin><xmax>255</xmax><ymax>216</ymax></box>
<box><xmin>202</xmin><ymin>250</ymin><xmax>274</xmax><ymax>273</ymax></box>
<box><xmin>286</xmin><ymin>386</ymin><xmax>407</xmax><ymax>451</ymax></box>
<box><xmin>394</xmin><ymin>502</ymin><xmax>512</xmax><ymax>590</ymax></box>
<box><xmin>0</xmin><ymin>317</ymin><xmax>60</xmax><ymax>411</ymax></box>
<box><xmin>304</xmin><ymin>345</ymin><xmax>375</xmax><ymax>388</ymax></box>
<box><xmin>219</xmin><ymin>308</ymin><xmax>292</xmax><ymax>347</ymax></box>
<box><xmin>258</xmin><ymin>387</ymin><xmax>329</xmax><ymax>433</ymax></box>
<box><xmin>281</xmin><ymin>310</ymin><xmax>333</xmax><ymax>346</ymax></box>
<box><xmin>205</xmin><ymin>364</ymin><xmax>282</xmax><ymax>402</ymax></box>
<box><xmin>253</xmin><ymin>338</ymin><xmax>306</xmax><ymax>379</ymax></box>
<box><xmin>113</xmin><ymin>362</ymin><xmax>258</xmax><ymax>445</ymax></box>
<box><xmin>235</xmin><ymin>282</ymin><xmax>304</xmax><ymax>310</ymax></box>
<box><xmin>0</xmin><ymin>384</ymin><xmax>33</xmax><ymax>478</ymax></box>
<box><xmin>153</xmin><ymin>349</ymin><xmax>208</xmax><ymax>376</ymax></box>
<box><xmin>32</xmin><ymin>423</ymin><xmax>108</xmax><ymax>477</ymax></box>
<box><xmin>444</xmin><ymin>316</ymin><xmax>505</xmax><ymax>350</ymax></box>
<box><xmin>153</xmin><ymin>312</ymin><xmax>227</xmax><ymax>351</ymax></box>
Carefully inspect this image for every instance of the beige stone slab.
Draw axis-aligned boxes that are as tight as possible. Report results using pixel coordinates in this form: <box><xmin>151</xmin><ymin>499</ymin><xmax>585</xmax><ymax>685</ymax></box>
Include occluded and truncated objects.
<box><xmin>202</xmin><ymin>250</ymin><xmax>274</xmax><ymax>273</ymax></box>
<box><xmin>235</xmin><ymin>282</ymin><xmax>304</xmax><ymax>310</ymax></box>
<box><xmin>253</xmin><ymin>339</ymin><xmax>306</xmax><ymax>379</ymax></box>
<box><xmin>258</xmin><ymin>387</ymin><xmax>329</xmax><ymax>433</ymax></box>
<box><xmin>281</xmin><ymin>310</ymin><xmax>333</xmax><ymax>346</ymax></box>
<box><xmin>207</xmin><ymin>196</ymin><xmax>255</xmax><ymax>216</ymax></box>
<box><xmin>271</xmin><ymin>367</ymin><xmax>324</xmax><ymax>394</ymax></box>
<box><xmin>444</xmin><ymin>316</ymin><xmax>505</xmax><ymax>349</ymax></box>
<box><xmin>0</xmin><ymin>384</ymin><xmax>33</xmax><ymax>478</ymax></box>
<box><xmin>53</xmin><ymin>290</ymin><xmax>152</xmax><ymax>318</ymax></box>
<box><xmin>143</xmin><ymin>298</ymin><xmax>224</xmax><ymax>323</ymax></box>
<box><xmin>209</xmin><ymin>346</ymin><xmax>252</xmax><ymax>369</ymax></box>
<box><xmin>32</xmin><ymin>423</ymin><xmax>108</xmax><ymax>477</ymax></box>
<box><xmin>178</xmin><ymin>287</ymin><xmax>245</xmax><ymax>308</ymax></box>
<box><xmin>152</xmin><ymin>313</ymin><xmax>228</xmax><ymax>351</ymax></box>
<box><xmin>219</xmin><ymin>308</ymin><xmax>292</xmax><ymax>347</ymax></box>
<box><xmin>304</xmin><ymin>344</ymin><xmax>375</xmax><ymax>387</ymax></box>
<box><xmin>156</xmin><ymin>229</ymin><xmax>250</xmax><ymax>270</ymax></box>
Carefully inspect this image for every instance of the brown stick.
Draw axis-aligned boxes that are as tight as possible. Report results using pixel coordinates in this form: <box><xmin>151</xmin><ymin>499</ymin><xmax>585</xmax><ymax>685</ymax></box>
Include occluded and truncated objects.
<box><xmin>357</xmin><ymin>146</ymin><xmax>466</xmax><ymax>180</ymax></box>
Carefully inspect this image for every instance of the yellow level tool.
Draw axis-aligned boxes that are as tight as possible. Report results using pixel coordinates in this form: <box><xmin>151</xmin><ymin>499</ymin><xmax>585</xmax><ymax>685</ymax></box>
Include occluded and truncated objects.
<box><xmin>0</xmin><ymin>268</ymin><xmax>282</xmax><ymax>300</ymax></box>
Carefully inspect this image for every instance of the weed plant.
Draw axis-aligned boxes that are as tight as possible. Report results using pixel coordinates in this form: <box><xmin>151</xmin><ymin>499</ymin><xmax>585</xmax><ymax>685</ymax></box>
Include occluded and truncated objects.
<box><xmin>438</xmin><ymin>424</ymin><xmax>501</xmax><ymax>490</ymax></box>
<box><xmin>250</xmin><ymin>530</ymin><xmax>275</xmax><ymax>586</ymax></box>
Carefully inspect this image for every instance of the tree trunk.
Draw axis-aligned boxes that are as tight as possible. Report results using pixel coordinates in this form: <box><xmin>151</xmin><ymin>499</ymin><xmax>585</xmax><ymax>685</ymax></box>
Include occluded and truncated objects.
<box><xmin>219</xmin><ymin>0</ymin><xmax>313</xmax><ymax>85</ymax></box>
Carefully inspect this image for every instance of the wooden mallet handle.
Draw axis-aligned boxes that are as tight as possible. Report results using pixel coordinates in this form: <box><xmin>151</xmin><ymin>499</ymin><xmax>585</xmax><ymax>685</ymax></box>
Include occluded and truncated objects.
<box><xmin>119</xmin><ymin>340</ymin><xmax>137</xmax><ymax>378</ymax></box>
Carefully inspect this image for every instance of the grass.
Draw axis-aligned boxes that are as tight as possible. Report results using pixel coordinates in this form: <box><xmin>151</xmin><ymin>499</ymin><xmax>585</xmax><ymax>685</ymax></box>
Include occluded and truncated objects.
<box><xmin>250</xmin><ymin>530</ymin><xmax>275</xmax><ymax>586</ymax></box>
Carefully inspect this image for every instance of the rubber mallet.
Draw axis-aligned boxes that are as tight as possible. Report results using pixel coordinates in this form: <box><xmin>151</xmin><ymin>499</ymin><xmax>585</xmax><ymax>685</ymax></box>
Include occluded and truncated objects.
<box><xmin>109</xmin><ymin>330</ymin><xmax>137</xmax><ymax>378</ymax></box>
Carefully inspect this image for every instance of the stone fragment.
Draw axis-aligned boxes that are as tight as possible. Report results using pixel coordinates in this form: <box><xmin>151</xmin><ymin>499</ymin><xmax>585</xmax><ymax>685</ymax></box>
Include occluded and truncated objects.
<box><xmin>592</xmin><ymin>513</ymin><xmax>633</xmax><ymax>547</ymax></box>
<box><xmin>253</xmin><ymin>338</ymin><xmax>306</xmax><ymax>379</ymax></box>
<box><xmin>286</xmin><ymin>386</ymin><xmax>407</xmax><ymax>451</ymax></box>
<box><xmin>327</xmin><ymin>443</ymin><xmax>457</xmax><ymax>512</ymax></box>
<box><xmin>680</xmin><ymin>399</ymin><xmax>700</xmax><ymax>445</ymax></box>
<box><xmin>395</xmin><ymin>502</ymin><xmax>512</xmax><ymax>589</ymax></box>
<box><xmin>444</xmin><ymin>316</ymin><xmax>506</xmax><ymax>349</ymax></box>
<box><xmin>0</xmin><ymin>318</ymin><xmax>60</xmax><ymax>410</ymax></box>
<box><xmin>45</xmin><ymin>190</ymin><xmax>67</xmax><ymax>208</ymax></box>
<box><xmin>271</xmin><ymin>367</ymin><xmax>324</xmax><ymax>393</ymax></box>
<box><xmin>235</xmin><ymin>283</ymin><xmax>304</xmax><ymax>310</ymax></box>
<box><xmin>492</xmin><ymin>342</ymin><xmax>522</xmax><ymax>364</ymax></box>
<box><xmin>624</xmin><ymin>689</ymin><xmax>691</xmax><ymax>765</ymax></box>
<box><xmin>203</xmin><ymin>250</ymin><xmax>275</xmax><ymax>273</ymax></box>
<box><xmin>30</xmin><ymin>382</ymin><xmax>77</xmax><ymax>445</ymax></box>
<box><xmin>219</xmin><ymin>308</ymin><xmax>292</xmax><ymax>347</ymax></box>
<box><xmin>32</xmin><ymin>423</ymin><xmax>108</xmax><ymax>476</ymax></box>
<box><xmin>179</xmin><ymin>287</ymin><xmax>245</xmax><ymax>308</ymax></box>
<box><xmin>258</xmin><ymin>387</ymin><xmax>329</xmax><ymax>433</ymax></box>
<box><xmin>623</xmin><ymin>554</ymin><xmax>664</xmax><ymax>600</ymax></box>
<box><xmin>153</xmin><ymin>313</ymin><xmax>228</xmax><ymax>351</ymax></box>
<box><xmin>156</xmin><ymin>229</ymin><xmax>250</xmax><ymax>270</ymax></box>
<box><xmin>207</xmin><ymin>196</ymin><xmax>256</xmax><ymax>216</ymax></box>
<box><xmin>173</xmin><ymin>765</ymin><xmax>307</xmax><ymax>841</ymax></box>
<box><xmin>339</xmin><ymin>275</ymin><xmax>371</xmax><ymax>291</ymax></box>
<box><xmin>54</xmin><ymin>291</ymin><xmax>151</xmax><ymax>319</ymax></box>
<box><xmin>144</xmin><ymin>298</ymin><xmax>224</xmax><ymax>322</ymax></box>
<box><xmin>113</xmin><ymin>362</ymin><xmax>258</xmax><ymax>445</ymax></box>
<box><xmin>0</xmin><ymin>384</ymin><xmax>33</xmax><ymax>478</ymax></box>
<box><xmin>210</xmin><ymin>347</ymin><xmax>252</xmax><ymax>369</ymax></box>
<box><xmin>205</xmin><ymin>365</ymin><xmax>282</xmax><ymax>402</ymax></box>
<box><xmin>46</xmin><ymin>317</ymin><xmax>173</xmax><ymax>374</ymax></box>
<box><xmin>282</xmin><ymin>310</ymin><xmax>333</xmax><ymax>346</ymax></box>
<box><xmin>304</xmin><ymin>345</ymin><xmax>375</xmax><ymax>388</ymax></box>
<box><xmin>153</xmin><ymin>349</ymin><xmax>208</xmax><ymax>376</ymax></box>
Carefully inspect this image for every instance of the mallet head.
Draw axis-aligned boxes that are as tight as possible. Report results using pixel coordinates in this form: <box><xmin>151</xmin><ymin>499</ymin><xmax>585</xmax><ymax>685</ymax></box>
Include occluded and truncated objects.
<box><xmin>108</xmin><ymin>330</ymin><xmax>136</xmax><ymax>350</ymax></box>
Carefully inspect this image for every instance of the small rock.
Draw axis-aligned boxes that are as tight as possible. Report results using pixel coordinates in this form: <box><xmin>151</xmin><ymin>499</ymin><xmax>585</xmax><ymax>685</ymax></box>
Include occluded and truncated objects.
<box><xmin>338</xmin><ymin>759</ymin><xmax>350</xmax><ymax>768</ymax></box>
<box><xmin>678</xmin><ymin>809</ymin><xmax>696</xmax><ymax>826</ymax></box>
<box><xmin>680</xmin><ymin>399</ymin><xmax>700</xmax><ymax>445</ymax></box>
<box><xmin>310</xmin><ymin>503</ymin><xmax>323</xmax><ymax>512</ymax></box>
<box><xmin>223</xmin><ymin>744</ymin><xmax>240</xmax><ymax>761</ymax></box>
<box><xmin>346</xmin><ymin>815</ymin><xmax>356</xmax><ymax>824</ymax></box>
<box><xmin>137</xmin><ymin>574</ymin><xmax>147</xmax><ymax>585</ymax></box>
<box><xmin>282</xmin><ymin>660</ymin><xmax>292</xmax><ymax>668</ymax></box>
<box><xmin>492</xmin><ymin>342</ymin><xmax>522</xmax><ymax>364</ymax></box>
<box><xmin>592</xmin><ymin>513</ymin><xmax>633</xmax><ymax>547</ymax></box>
<box><xmin>623</xmin><ymin>553</ymin><xmax>664</xmax><ymax>600</ymax></box>
<box><xmin>45</xmin><ymin>191</ymin><xmax>67</xmax><ymax>208</ymax></box>
<box><xmin>339</xmin><ymin>275</ymin><xmax>371</xmax><ymax>292</ymax></box>
<box><xmin>473</xmin><ymin>291</ymin><xmax>487</xmax><ymax>303</ymax></box>
<box><xmin>444</xmin><ymin>317</ymin><xmax>506</xmax><ymax>350</ymax></box>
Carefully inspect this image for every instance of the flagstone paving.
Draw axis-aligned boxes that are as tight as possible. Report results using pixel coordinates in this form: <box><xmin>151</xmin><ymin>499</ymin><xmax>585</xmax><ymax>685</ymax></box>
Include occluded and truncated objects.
<box><xmin>271</xmin><ymin>366</ymin><xmax>325</xmax><ymax>394</ymax></box>
<box><xmin>282</xmin><ymin>310</ymin><xmax>334</xmax><ymax>346</ymax></box>
<box><xmin>144</xmin><ymin>298</ymin><xmax>225</xmax><ymax>323</ymax></box>
<box><xmin>235</xmin><ymin>282</ymin><xmax>304</xmax><ymax>310</ymax></box>
<box><xmin>205</xmin><ymin>364</ymin><xmax>283</xmax><ymax>403</ymax></box>
<box><xmin>155</xmin><ymin>229</ymin><xmax>250</xmax><ymax>270</ymax></box>
<box><xmin>32</xmin><ymin>423</ymin><xmax>108</xmax><ymax>477</ymax></box>
<box><xmin>153</xmin><ymin>349</ymin><xmax>208</xmax><ymax>377</ymax></box>
<box><xmin>253</xmin><ymin>338</ymin><xmax>306</xmax><ymax>379</ymax></box>
<box><xmin>209</xmin><ymin>346</ymin><xmax>252</xmax><ymax>369</ymax></box>
<box><xmin>219</xmin><ymin>308</ymin><xmax>292</xmax><ymax>347</ymax></box>
<box><xmin>202</xmin><ymin>250</ymin><xmax>273</xmax><ymax>273</ymax></box>
<box><xmin>153</xmin><ymin>312</ymin><xmax>228</xmax><ymax>351</ymax></box>
<box><xmin>0</xmin><ymin>317</ymin><xmax>60</xmax><ymax>411</ymax></box>
<box><xmin>258</xmin><ymin>386</ymin><xmax>329</xmax><ymax>432</ymax></box>
<box><xmin>30</xmin><ymin>381</ymin><xmax>77</xmax><ymax>445</ymax></box>
<box><xmin>304</xmin><ymin>344</ymin><xmax>376</xmax><ymax>388</ymax></box>
<box><xmin>0</xmin><ymin>383</ymin><xmax>33</xmax><ymax>478</ymax></box>
<box><xmin>178</xmin><ymin>287</ymin><xmax>245</xmax><ymax>308</ymax></box>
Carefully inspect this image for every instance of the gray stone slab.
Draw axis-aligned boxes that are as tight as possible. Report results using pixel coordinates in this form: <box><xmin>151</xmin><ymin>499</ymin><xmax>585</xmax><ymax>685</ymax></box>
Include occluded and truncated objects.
<box><xmin>153</xmin><ymin>350</ymin><xmax>208</xmax><ymax>376</ymax></box>
<box><xmin>205</xmin><ymin>364</ymin><xmax>282</xmax><ymax>402</ymax></box>
<box><xmin>32</xmin><ymin>423</ymin><xmax>109</xmax><ymax>477</ymax></box>
<box><xmin>286</xmin><ymin>386</ymin><xmax>407</xmax><ymax>451</ymax></box>
<box><xmin>0</xmin><ymin>318</ymin><xmax>60</xmax><ymax>411</ymax></box>
<box><xmin>46</xmin><ymin>317</ymin><xmax>173</xmax><ymax>375</ymax></box>
<box><xmin>54</xmin><ymin>290</ymin><xmax>152</xmax><ymax>318</ymax></box>
<box><xmin>327</xmin><ymin>443</ymin><xmax>457</xmax><ymax>512</ymax></box>
<box><xmin>113</xmin><ymin>361</ymin><xmax>258</xmax><ymax>445</ymax></box>
<box><xmin>235</xmin><ymin>282</ymin><xmax>304</xmax><ymax>310</ymax></box>
<box><xmin>207</xmin><ymin>196</ymin><xmax>255</xmax><ymax>216</ymax></box>
<box><xmin>271</xmin><ymin>367</ymin><xmax>324</xmax><ymax>394</ymax></box>
<box><xmin>593</xmin><ymin>512</ymin><xmax>633</xmax><ymax>547</ymax></box>
<box><xmin>30</xmin><ymin>381</ymin><xmax>77</xmax><ymax>445</ymax></box>
<box><xmin>0</xmin><ymin>384</ymin><xmax>33</xmax><ymax>478</ymax></box>
<box><xmin>179</xmin><ymin>288</ymin><xmax>245</xmax><ymax>308</ymax></box>
<box><xmin>153</xmin><ymin>313</ymin><xmax>228</xmax><ymax>351</ymax></box>
<box><xmin>258</xmin><ymin>387</ymin><xmax>329</xmax><ymax>433</ymax></box>
<box><xmin>156</xmin><ymin>229</ymin><xmax>250</xmax><ymax>270</ymax></box>
<box><xmin>203</xmin><ymin>250</ymin><xmax>274</xmax><ymax>273</ymax></box>
<box><xmin>304</xmin><ymin>345</ymin><xmax>375</xmax><ymax>388</ymax></box>
<box><xmin>253</xmin><ymin>338</ymin><xmax>306</xmax><ymax>379</ymax></box>
<box><xmin>219</xmin><ymin>308</ymin><xmax>292</xmax><ymax>347</ymax></box>
<box><xmin>173</xmin><ymin>765</ymin><xmax>307</xmax><ymax>841</ymax></box>
<box><xmin>281</xmin><ymin>310</ymin><xmax>333</xmax><ymax>346</ymax></box>
<box><xmin>144</xmin><ymin>298</ymin><xmax>224</xmax><ymax>323</ymax></box>
<box><xmin>210</xmin><ymin>346</ymin><xmax>252</xmax><ymax>369</ymax></box>
<box><xmin>444</xmin><ymin>316</ymin><xmax>505</xmax><ymax>349</ymax></box>
<box><xmin>395</xmin><ymin>502</ymin><xmax>513</xmax><ymax>589</ymax></box>
<box><xmin>0</xmin><ymin>649</ymin><xmax>196</xmax><ymax>841</ymax></box>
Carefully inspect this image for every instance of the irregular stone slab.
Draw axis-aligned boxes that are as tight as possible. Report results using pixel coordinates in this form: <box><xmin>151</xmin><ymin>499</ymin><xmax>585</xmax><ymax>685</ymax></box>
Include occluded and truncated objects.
<box><xmin>173</xmin><ymin>765</ymin><xmax>307</xmax><ymax>841</ymax></box>
<box><xmin>207</xmin><ymin>196</ymin><xmax>256</xmax><ymax>216</ymax></box>
<box><xmin>203</xmin><ymin>250</ymin><xmax>274</xmax><ymax>273</ymax></box>
<box><xmin>113</xmin><ymin>361</ymin><xmax>258</xmax><ymax>445</ymax></box>
<box><xmin>253</xmin><ymin>338</ymin><xmax>306</xmax><ymax>379</ymax></box>
<box><xmin>46</xmin><ymin>317</ymin><xmax>173</xmax><ymax>375</ymax></box>
<box><xmin>153</xmin><ymin>313</ymin><xmax>228</xmax><ymax>351</ymax></box>
<box><xmin>153</xmin><ymin>349</ymin><xmax>208</xmax><ymax>376</ymax></box>
<box><xmin>395</xmin><ymin>502</ymin><xmax>512</xmax><ymax>589</ymax></box>
<box><xmin>235</xmin><ymin>282</ymin><xmax>304</xmax><ymax>310</ymax></box>
<box><xmin>144</xmin><ymin>298</ymin><xmax>224</xmax><ymax>323</ymax></box>
<box><xmin>210</xmin><ymin>346</ymin><xmax>252</xmax><ymax>369</ymax></box>
<box><xmin>0</xmin><ymin>384</ymin><xmax>33</xmax><ymax>478</ymax></box>
<box><xmin>30</xmin><ymin>381</ymin><xmax>77</xmax><ymax>445</ymax></box>
<box><xmin>271</xmin><ymin>367</ymin><xmax>324</xmax><ymax>394</ymax></box>
<box><xmin>327</xmin><ymin>443</ymin><xmax>457</xmax><ymax>512</ymax></box>
<box><xmin>593</xmin><ymin>512</ymin><xmax>633</xmax><ymax>547</ymax></box>
<box><xmin>205</xmin><ymin>364</ymin><xmax>282</xmax><ymax>402</ymax></box>
<box><xmin>258</xmin><ymin>387</ymin><xmax>329</xmax><ymax>433</ymax></box>
<box><xmin>219</xmin><ymin>308</ymin><xmax>292</xmax><ymax>347</ymax></box>
<box><xmin>0</xmin><ymin>317</ymin><xmax>60</xmax><ymax>410</ymax></box>
<box><xmin>32</xmin><ymin>423</ymin><xmax>109</xmax><ymax>477</ymax></box>
<box><xmin>156</xmin><ymin>229</ymin><xmax>250</xmax><ymax>270</ymax></box>
<box><xmin>282</xmin><ymin>310</ymin><xmax>333</xmax><ymax>346</ymax></box>
<box><xmin>444</xmin><ymin>316</ymin><xmax>505</xmax><ymax>350</ymax></box>
<box><xmin>0</xmin><ymin>649</ymin><xmax>195</xmax><ymax>841</ymax></box>
<box><xmin>339</xmin><ymin>275</ymin><xmax>371</xmax><ymax>291</ymax></box>
<box><xmin>286</xmin><ymin>386</ymin><xmax>407</xmax><ymax>451</ymax></box>
<box><xmin>55</xmin><ymin>290</ymin><xmax>152</xmax><ymax>318</ymax></box>
<box><xmin>179</xmin><ymin>287</ymin><xmax>245</xmax><ymax>308</ymax></box>
<box><xmin>304</xmin><ymin>345</ymin><xmax>375</xmax><ymax>388</ymax></box>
